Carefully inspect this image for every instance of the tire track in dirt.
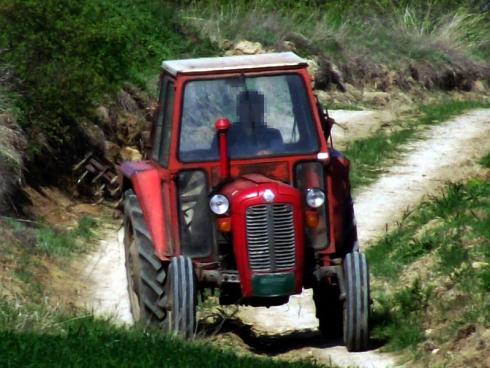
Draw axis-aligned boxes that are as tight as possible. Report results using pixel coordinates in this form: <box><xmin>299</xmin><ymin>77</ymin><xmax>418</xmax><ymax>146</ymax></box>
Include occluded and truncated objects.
<box><xmin>237</xmin><ymin>109</ymin><xmax>490</xmax><ymax>368</ymax></box>
<box><xmin>82</xmin><ymin>225</ymin><xmax>133</xmax><ymax>323</ymax></box>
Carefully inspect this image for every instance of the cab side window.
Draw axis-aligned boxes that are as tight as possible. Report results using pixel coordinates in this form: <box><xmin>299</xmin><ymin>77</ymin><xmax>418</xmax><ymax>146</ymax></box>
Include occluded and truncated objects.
<box><xmin>152</xmin><ymin>78</ymin><xmax>175</xmax><ymax>166</ymax></box>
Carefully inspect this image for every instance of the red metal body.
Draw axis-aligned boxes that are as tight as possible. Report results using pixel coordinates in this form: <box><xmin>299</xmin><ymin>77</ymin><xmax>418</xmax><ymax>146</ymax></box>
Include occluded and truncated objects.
<box><xmin>118</xmin><ymin>54</ymin><xmax>356</xmax><ymax>302</ymax></box>
<box><xmin>221</xmin><ymin>174</ymin><xmax>304</xmax><ymax>297</ymax></box>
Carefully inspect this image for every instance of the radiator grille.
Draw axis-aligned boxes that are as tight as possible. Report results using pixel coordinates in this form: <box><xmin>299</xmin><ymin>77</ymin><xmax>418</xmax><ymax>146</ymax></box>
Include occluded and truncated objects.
<box><xmin>246</xmin><ymin>204</ymin><xmax>296</xmax><ymax>272</ymax></box>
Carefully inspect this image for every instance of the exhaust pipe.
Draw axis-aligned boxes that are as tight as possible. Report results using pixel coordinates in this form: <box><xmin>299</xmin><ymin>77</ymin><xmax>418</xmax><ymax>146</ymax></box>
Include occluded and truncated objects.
<box><xmin>215</xmin><ymin>118</ymin><xmax>231</xmax><ymax>180</ymax></box>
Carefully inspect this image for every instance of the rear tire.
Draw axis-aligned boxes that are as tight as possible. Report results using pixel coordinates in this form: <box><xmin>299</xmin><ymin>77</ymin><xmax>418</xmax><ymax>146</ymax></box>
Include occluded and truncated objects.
<box><xmin>165</xmin><ymin>256</ymin><xmax>197</xmax><ymax>339</ymax></box>
<box><xmin>343</xmin><ymin>252</ymin><xmax>370</xmax><ymax>352</ymax></box>
<box><xmin>123</xmin><ymin>190</ymin><xmax>168</xmax><ymax>327</ymax></box>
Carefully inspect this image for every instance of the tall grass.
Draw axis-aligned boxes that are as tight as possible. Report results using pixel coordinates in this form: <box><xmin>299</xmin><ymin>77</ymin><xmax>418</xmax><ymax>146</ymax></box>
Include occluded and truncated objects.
<box><xmin>182</xmin><ymin>0</ymin><xmax>490</xmax><ymax>65</ymax></box>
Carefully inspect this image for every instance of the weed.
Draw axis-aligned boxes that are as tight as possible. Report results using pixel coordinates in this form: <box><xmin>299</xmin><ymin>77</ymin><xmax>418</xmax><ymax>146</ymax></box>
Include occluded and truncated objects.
<box><xmin>369</xmin><ymin>178</ymin><xmax>490</xmax><ymax>357</ymax></box>
<box><xmin>480</xmin><ymin>152</ymin><xmax>490</xmax><ymax>168</ymax></box>
<box><xmin>371</xmin><ymin>279</ymin><xmax>431</xmax><ymax>351</ymax></box>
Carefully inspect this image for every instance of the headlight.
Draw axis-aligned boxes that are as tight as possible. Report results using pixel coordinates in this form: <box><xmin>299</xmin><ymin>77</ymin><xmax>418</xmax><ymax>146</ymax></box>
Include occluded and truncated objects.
<box><xmin>306</xmin><ymin>188</ymin><xmax>325</xmax><ymax>208</ymax></box>
<box><xmin>209</xmin><ymin>194</ymin><xmax>229</xmax><ymax>215</ymax></box>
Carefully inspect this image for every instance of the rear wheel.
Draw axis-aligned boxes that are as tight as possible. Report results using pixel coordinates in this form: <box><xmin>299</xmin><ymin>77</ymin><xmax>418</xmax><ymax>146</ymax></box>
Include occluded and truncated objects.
<box><xmin>123</xmin><ymin>190</ymin><xmax>168</xmax><ymax>327</ymax></box>
<box><xmin>165</xmin><ymin>256</ymin><xmax>197</xmax><ymax>338</ymax></box>
<box><xmin>343</xmin><ymin>251</ymin><xmax>370</xmax><ymax>351</ymax></box>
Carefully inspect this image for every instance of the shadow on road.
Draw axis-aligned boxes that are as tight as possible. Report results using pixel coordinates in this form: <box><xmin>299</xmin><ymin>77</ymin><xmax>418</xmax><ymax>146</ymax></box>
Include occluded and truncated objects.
<box><xmin>199</xmin><ymin>316</ymin><xmax>343</xmax><ymax>356</ymax></box>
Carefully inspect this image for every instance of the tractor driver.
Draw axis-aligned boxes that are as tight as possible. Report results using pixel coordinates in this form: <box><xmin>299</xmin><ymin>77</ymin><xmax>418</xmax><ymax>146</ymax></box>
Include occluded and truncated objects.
<box><xmin>226</xmin><ymin>90</ymin><xmax>284</xmax><ymax>157</ymax></box>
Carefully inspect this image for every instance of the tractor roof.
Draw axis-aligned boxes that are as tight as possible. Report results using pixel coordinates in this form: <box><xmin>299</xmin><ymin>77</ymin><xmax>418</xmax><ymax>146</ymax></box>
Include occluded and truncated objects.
<box><xmin>162</xmin><ymin>52</ymin><xmax>307</xmax><ymax>76</ymax></box>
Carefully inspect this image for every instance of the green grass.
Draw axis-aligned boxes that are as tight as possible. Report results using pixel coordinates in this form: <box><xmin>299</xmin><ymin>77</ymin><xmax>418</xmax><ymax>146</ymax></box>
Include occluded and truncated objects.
<box><xmin>35</xmin><ymin>216</ymin><xmax>98</xmax><ymax>257</ymax></box>
<box><xmin>367</xmin><ymin>177</ymin><xmax>490</xmax><ymax>354</ymax></box>
<box><xmin>346</xmin><ymin>99</ymin><xmax>490</xmax><ymax>190</ymax></box>
<box><xmin>182</xmin><ymin>0</ymin><xmax>490</xmax><ymax>65</ymax></box>
<box><xmin>2</xmin><ymin>215</ymin><xmax>97</xmax><ymax>257</ymax></box>
<box><xmin>0</xmin><ymin>303</ymin><xmax>324</xmax><ymax>368</ymax></box>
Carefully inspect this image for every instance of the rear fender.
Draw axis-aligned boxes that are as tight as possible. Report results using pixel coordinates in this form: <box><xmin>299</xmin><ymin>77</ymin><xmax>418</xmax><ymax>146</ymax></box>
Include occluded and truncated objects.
<box><xmin>119</xmin><ymin>161</ymin><xmax>171</xmax><ymax>260</ymax></box>
<box><xmin>325</xmin><ymin>150</ymin><xmax>356</xmax><ymax>255</ymax></box>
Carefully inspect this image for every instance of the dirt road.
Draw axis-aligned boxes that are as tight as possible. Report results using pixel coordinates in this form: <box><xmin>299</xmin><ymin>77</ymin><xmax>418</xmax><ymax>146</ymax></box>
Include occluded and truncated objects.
<box><xmin>82</xmin><ymin>225</ymin><xmax>133</xmax><ymax>323</ymax></box>
<box><xmin>84</xmin><ymin>108</ymin><xmax>490</xmax><ymax>367</ymax></box>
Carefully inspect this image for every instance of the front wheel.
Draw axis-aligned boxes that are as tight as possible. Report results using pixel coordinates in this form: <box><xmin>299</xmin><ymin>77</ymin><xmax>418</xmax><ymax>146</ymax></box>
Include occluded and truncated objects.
<box><xmin>343</xmin><ymin>251</ymin><xmax>370</xmax><ymax>352</ymax></box>
<box><xmin>164</xmin><ymin>256</ymin><xmax>197</xmax><ymax>339</ymax></box>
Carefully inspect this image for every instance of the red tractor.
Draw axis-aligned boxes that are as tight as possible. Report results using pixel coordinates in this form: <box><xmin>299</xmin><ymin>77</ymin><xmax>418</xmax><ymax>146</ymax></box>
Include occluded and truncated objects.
<box><xmin>119</xmin><ymin>52</ymin><xmax>369</xmax><ymax>351</ymax></box>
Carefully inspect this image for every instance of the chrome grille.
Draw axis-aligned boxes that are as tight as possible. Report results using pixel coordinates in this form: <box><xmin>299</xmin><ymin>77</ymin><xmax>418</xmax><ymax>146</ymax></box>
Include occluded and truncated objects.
<box><xmin>246</xmin><ymin>204</ymin><xmax>296</xmax><ymax>272</ymax></box>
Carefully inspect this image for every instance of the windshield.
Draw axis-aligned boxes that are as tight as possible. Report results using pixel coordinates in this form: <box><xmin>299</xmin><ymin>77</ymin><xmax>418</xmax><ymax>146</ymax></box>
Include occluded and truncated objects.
<box><xmin>179</xmin><ymin>74</ymin><xmax>319</xmax><ymax>162</ymax></box>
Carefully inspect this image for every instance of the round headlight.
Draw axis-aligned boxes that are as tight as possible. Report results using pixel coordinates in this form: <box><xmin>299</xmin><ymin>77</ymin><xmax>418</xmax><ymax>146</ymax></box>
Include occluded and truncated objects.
<box><xmin>209</xmin><ymin>194</ymin><xmax>230</xmax><ymax>215</ymax></box>
<box><xmin>306</xmin><ymin>188</ymin><xmax>325</xmax><ymax>208</ymax></box>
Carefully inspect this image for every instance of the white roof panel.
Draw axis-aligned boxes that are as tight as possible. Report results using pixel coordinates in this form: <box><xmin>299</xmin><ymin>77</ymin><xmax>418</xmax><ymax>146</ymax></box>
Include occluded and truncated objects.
<box><xmin>162</xmin><ymin>52</ymin><xmax>307</xmax><ymax>76</ymax></box>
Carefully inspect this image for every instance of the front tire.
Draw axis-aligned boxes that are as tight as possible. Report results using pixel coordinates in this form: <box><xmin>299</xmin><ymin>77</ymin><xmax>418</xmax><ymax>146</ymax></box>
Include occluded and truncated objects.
<box><xmin>165</xmin><ymin>256</ymin><xmax>197</xmax><ymax>339</ymax></box>
<box><xmin>343</xmin><ymin>251</ymin><xmax>370</xmax><ymax>351</ymax></box>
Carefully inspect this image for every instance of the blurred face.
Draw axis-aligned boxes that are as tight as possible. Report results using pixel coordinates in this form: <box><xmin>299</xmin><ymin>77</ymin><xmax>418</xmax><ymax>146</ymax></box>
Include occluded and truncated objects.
<box><xmin>237</xmin><ymin>92</ymin><xmax>265</xmax><ymax>136</ymax></box>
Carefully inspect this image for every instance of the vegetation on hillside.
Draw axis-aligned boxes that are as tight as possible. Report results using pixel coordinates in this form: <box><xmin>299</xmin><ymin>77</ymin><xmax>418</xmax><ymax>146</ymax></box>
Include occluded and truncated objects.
<box><xmin>1</xmin><ymin>0</ymin><xmax>488</xmax><ymax>159</ymax></box>
<box><xmin>0</xmin><ymin>0</ymin><xmax>216</xmax><ymax>152</ymax></box>
<box><xmin>183</xmin><ymin>1</ymin><xmax>490</xmax><ymax>83</ymax></box>
<box><xmin>366</xmin><ymin>162</ymin><xmax>490</xmax><ymax>366</ymax></box>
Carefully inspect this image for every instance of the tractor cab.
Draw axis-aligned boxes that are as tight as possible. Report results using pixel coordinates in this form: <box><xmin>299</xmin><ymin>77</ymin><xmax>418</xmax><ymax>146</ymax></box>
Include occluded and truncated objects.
<box><xmin>119</xmin><ymin>53</ymin><xmax>370</xmax><ymax>352</ymax></box>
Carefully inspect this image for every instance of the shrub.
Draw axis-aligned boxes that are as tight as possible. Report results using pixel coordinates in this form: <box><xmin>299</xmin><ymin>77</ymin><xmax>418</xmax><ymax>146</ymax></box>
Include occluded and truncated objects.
<box><xmin>0</xmin><ymin>0</ymin><xmax>217</xmax><ymax>150</ymax></box>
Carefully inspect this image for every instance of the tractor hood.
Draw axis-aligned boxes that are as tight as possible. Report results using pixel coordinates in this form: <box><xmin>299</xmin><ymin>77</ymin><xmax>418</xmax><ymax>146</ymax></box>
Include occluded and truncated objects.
<box><xmin>218</xmin><ymin>173</ymin><xmax>305</xmax><ymax>298</ymax></box>
<box><xmin>219</xmin><ymin>174</ymin><xmax>299</xmax><ymax>203</ymax></box>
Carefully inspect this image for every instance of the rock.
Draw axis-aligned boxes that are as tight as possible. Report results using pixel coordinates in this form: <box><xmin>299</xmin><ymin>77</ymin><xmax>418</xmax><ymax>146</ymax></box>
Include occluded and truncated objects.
<box><xmin>224</xmin><ymin>40</ymin><xmax>265</xmax><ymax>56</ymax></box>
<box><xmin>315</xmin><ymin>58</ymin><xmax>346</xmax><ymax>92</ymax></box>
<box><xmin>117</xmin><ymin>89</ymin><xmax>139</xmax><ymax>113</ymax></box>
<box><xmin>220</xmin><ymin>39</ymin><xmax>234</xmax><ymax>50</ymax></box>
<box><xmin>305</xmin><ymin>57</ymin><xmax>319</xmax><ymax>82</ymax></box>
<box><xmin>473</xmin><ymin>80</ymin><xmax>486</xmax><ymax>93</ymax></box>
<box><xmin>95</xmin><ymin>106</ymin><xmax>110</xmax><ymax>125</ymax></box>
<box><xmin>281</xmin><ymin>40</ymin><xmax>296</xmax><ymax>52</ymax></box>
<box><xmin>116</xmin><ymin>113</ymin><xmax>149</xmax><ymax>145</ymax></box>
<box><xmin>120</xmin><ymin>146</ymin><xmax>142</xmax><ymax>162</ymax></box>
<box><xmin>79</xmin><ymin>121</ymin><xmax>105</xmax><ymax>152</ymax></box>
<box><xmin>362</xmin><ymin>91</ymin><xmax>390</xmax><ymax>106</ymax></box>
<box><xmin>471</xmin><ymin>261</ymin><xmax>488</xmax><ymax>269</ymax></box>
<box><xmin>104</xmin><ymin>140</ymin><xmax>121</xmax><ymax>163</ymax></box>
<box><xmin>344</xmin><ymin>83</ymin><xmax>362</xmax><ymax>100</ymax></box>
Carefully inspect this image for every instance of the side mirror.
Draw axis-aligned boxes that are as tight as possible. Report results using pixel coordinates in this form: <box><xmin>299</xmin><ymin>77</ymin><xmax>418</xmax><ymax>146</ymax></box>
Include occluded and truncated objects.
<box><xmin>316</xmin><ymin>100</ymin><xmax>335</xmax><ymax>138</ymax></box>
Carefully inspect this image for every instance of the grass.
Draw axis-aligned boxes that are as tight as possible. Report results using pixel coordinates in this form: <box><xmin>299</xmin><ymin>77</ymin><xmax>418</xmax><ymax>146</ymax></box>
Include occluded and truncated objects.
<box><xmin>5</xmin><ymin>216</ymin><xmax>98</xmax><ymax>257</ymax></box>
<box><xmin>0</xmin><ymin>217</ymin><xmax>327</xmax><ymax>368</ymax></box>
<box><xmin>367</xmin><ymin>174</ymin><xmax>490</xmax><ymax>356</ymax></box>
<box><xmin>345</xmin><ymin>99</ymin><xmax>490</xmax><ymax>190</ymax></box>
<box><xmin>0</xmin><ymin>303</ymin><xmax>325</xmax><ymax>368</ymax></box>
<box><xmin>0</xmin><ymin>216</ymin><xmax>99</xmax><ymax>301</ymax></box>
<box><xmin>181</xmin><ymin>1</ymin><xmax>490</xmax><ymax>66</ymax></box>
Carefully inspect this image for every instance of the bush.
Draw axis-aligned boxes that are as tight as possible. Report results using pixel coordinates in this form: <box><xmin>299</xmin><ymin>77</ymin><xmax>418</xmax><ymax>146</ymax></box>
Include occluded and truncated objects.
<box><xmin>0</xmin><ymin>0</ymin><xmax>136</xmax><ymax>143</ymax></box>
<box><xmin>0</xmin><ymin>0</ymin><xmax>217</xmax><ymax>150</ymax></box>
